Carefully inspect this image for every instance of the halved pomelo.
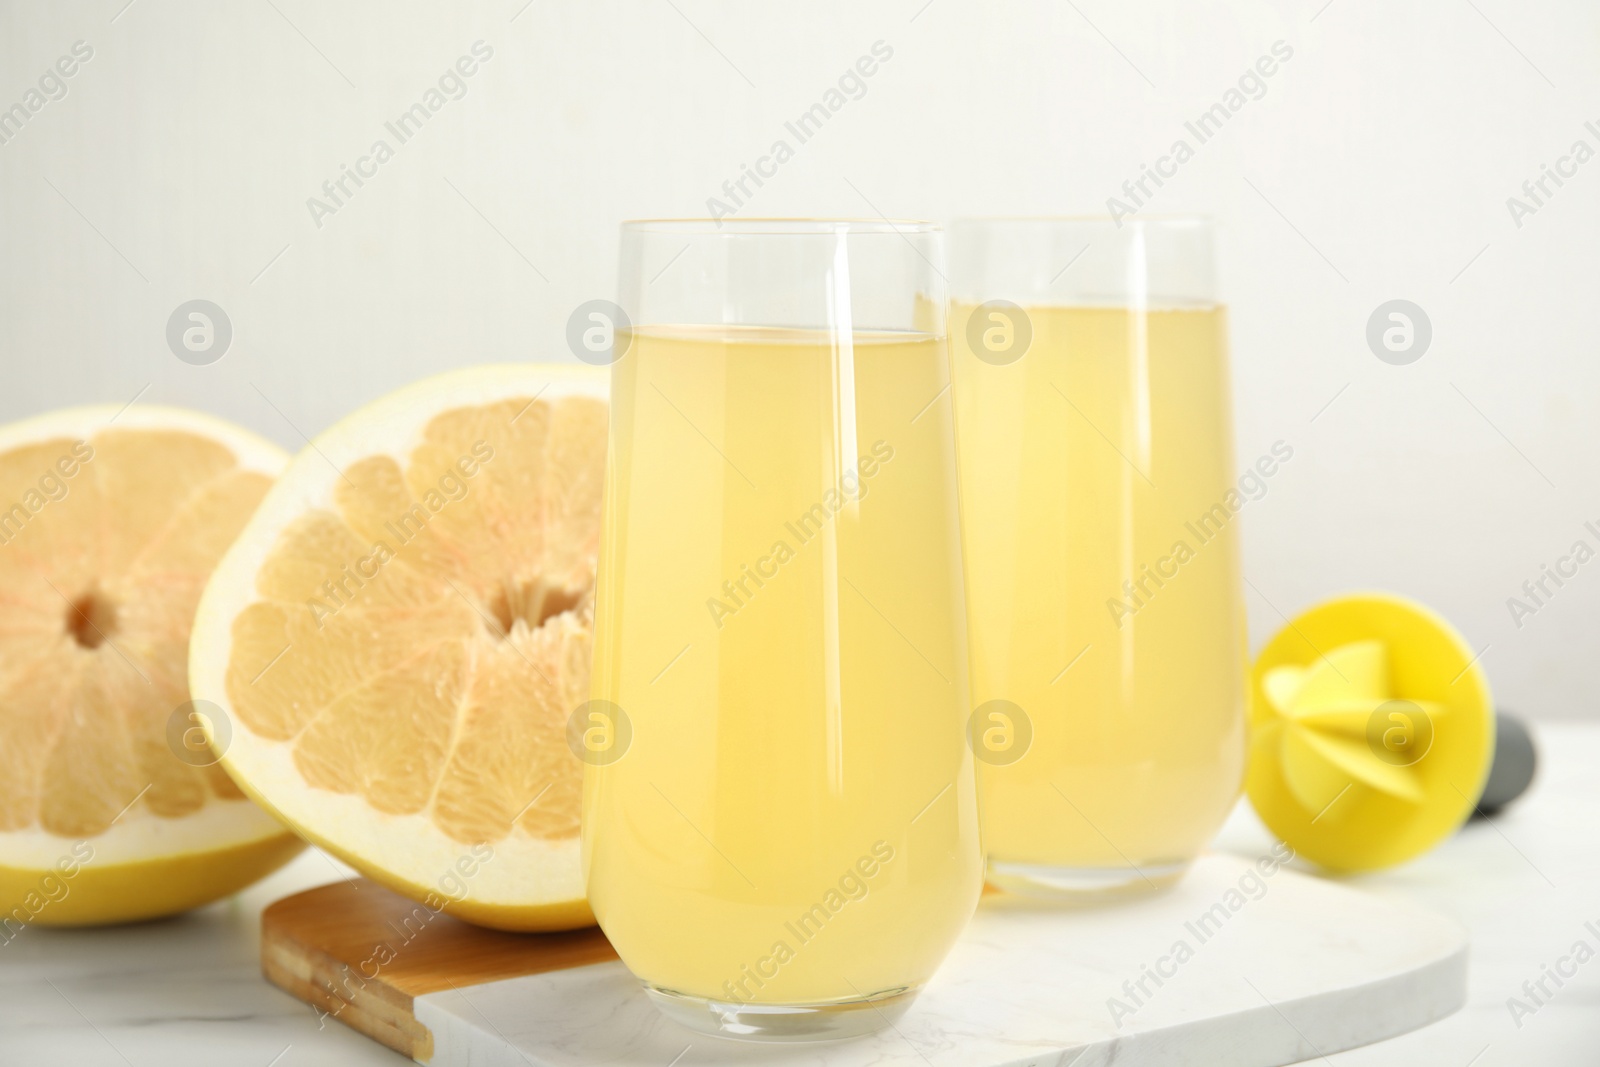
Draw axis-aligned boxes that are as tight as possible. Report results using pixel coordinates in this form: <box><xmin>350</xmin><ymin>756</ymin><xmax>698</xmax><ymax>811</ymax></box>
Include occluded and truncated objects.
<box><xmin>0</xmin><ymin>406</ymin><xmax>303</xmax><ymax>927</ymax></box>
<box><xmin>189</xmin><ymin>365</ymin><xmax>607</xmax><ymax>931</ymax></box>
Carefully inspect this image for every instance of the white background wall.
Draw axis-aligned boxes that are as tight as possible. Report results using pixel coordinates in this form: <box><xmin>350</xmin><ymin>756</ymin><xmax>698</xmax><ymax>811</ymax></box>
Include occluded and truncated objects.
<box><xmin>1</xmin><ymin>1</ymin><xmax>1596</xmax><ymax>718</ymax></box>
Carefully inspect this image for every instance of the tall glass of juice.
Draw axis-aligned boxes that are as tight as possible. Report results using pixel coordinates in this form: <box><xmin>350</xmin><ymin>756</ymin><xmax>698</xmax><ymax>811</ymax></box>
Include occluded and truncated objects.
<box><xmin>949</xmin><ymin>217</ymin><xmax>1247</xmax><ymax>898</ymax></box>
<box><xmin>585</xmin><ymin>219</ymin><xmax>982</xmax><ymax>1040</ymax></box>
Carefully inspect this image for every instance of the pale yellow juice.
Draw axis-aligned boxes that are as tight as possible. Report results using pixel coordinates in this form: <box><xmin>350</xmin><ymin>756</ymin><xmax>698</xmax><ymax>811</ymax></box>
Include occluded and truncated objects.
<box><xmin>585</xmin><ymin>326</ymin><xmax>982</xmax><ymax>1006</ymax></box>
<box><xmin>951</xmin><ymin>303</ymin><xmax>1247</xmax><ymax>879</ymax></box>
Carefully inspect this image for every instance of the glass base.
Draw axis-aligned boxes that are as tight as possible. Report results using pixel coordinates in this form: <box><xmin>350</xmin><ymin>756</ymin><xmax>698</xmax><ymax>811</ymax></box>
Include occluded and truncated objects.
<box><xmin>986</xmin><ymin>858</ymin><xmax>1190</xmax><ymax>901</ymax></box>
<box><xmin>644</xmin><ymin>984</ymin><xmax>918</xmax><ymax>1042</ymax></box>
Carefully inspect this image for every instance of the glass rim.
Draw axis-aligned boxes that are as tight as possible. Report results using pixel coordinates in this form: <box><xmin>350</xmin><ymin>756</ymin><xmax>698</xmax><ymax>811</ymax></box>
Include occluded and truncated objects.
<box><xmin>621</xmin><ymin>217</ymin><xmax>940</xmax><ymax>235</ymax></box>
<box><xmin>950</xmin><ymin>214</ymin><xmax>1212</xmax><ymax>229</ymax></box>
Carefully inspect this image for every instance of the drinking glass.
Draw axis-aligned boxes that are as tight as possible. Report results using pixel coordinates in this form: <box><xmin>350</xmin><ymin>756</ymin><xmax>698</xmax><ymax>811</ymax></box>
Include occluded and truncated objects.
<box><xmin>584</xmin><ymin>219</ymin><xmax>982</xmax><ymax>1040</ymax></box>
<box><xmin>949</xmin><ymin>218</ymin><xmax>1247</xmax><ymax>898</ymax></box>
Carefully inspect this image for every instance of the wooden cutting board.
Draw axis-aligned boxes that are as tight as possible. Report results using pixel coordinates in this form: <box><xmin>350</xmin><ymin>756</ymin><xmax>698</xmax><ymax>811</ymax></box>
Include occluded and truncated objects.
<box><xmin>262</xmin><ymin>854</ymin><xmax>1467</xmax><ymax>1065</ymax></box>
<box><xmin>261</xmin><ymin>879</ymin><xmax>617</xmax><ymax>1059</ymax></box>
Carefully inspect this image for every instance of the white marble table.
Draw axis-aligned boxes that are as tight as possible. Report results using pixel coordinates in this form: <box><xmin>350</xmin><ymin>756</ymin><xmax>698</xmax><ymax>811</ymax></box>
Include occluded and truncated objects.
<box><xmin>2</xmin><ymin>723</ymin><xmax>1596</xmax><ymax>1066</ymax></box>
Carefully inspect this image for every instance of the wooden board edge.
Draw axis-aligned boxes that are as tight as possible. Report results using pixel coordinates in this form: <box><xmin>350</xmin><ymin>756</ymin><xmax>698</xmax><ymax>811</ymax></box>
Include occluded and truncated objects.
<box><xmin>262</xmin><ymin>910</ymin><xmax>434</xmax><ymax>1060</ymax></box>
